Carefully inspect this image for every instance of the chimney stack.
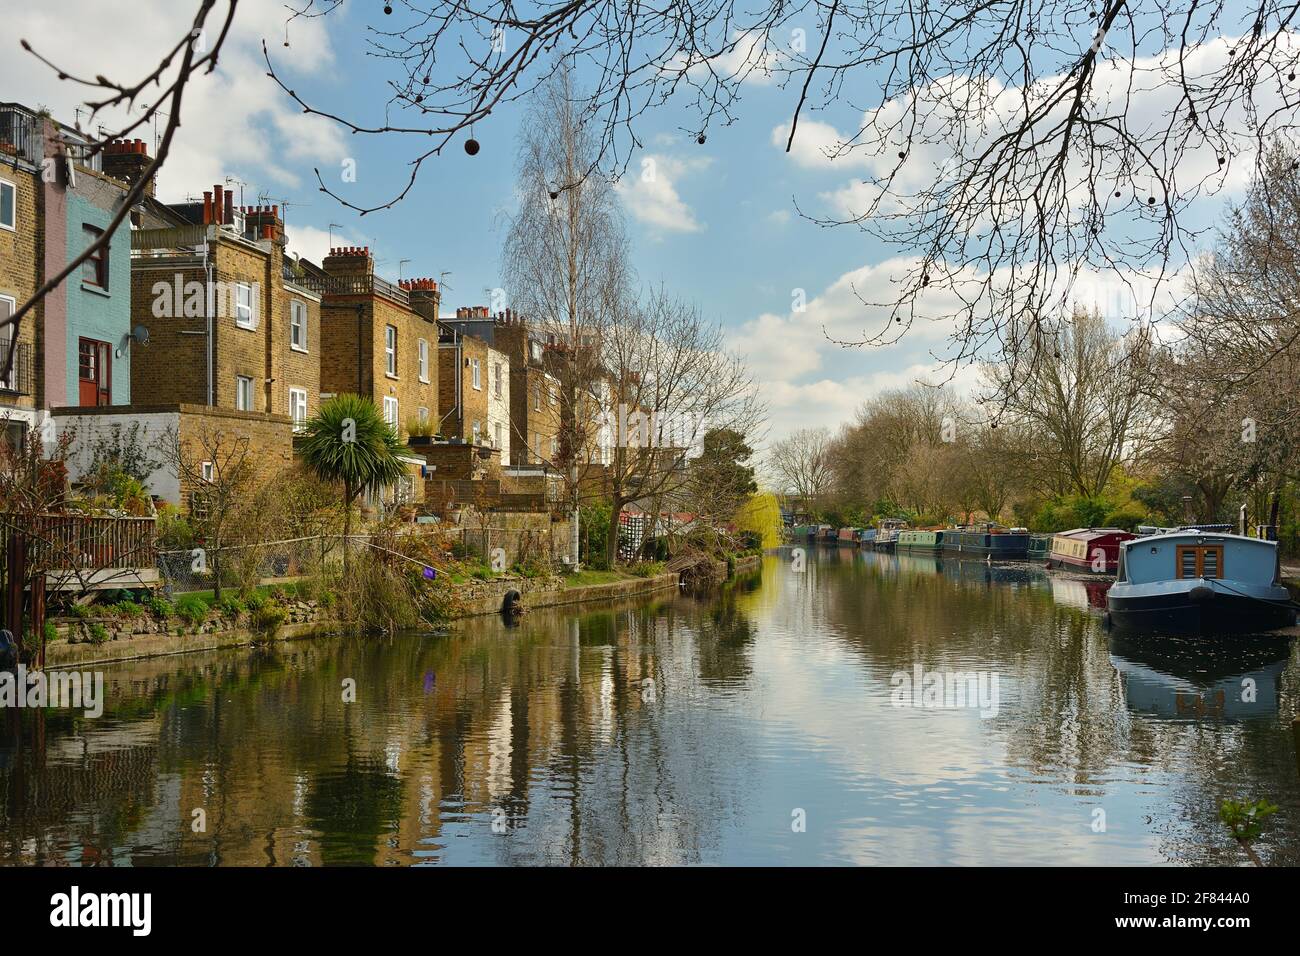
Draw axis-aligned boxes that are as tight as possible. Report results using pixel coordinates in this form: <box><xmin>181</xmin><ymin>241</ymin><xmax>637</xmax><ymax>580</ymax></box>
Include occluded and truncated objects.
<box><xmin>399</xmin><ymin>277</ymin><xmax>441</xmax><ymax>323</ymax></box>
<box><xmin>322</xmin><ymin>245</ymin><xmax>375</xmax><ymax>279</ymax></box>
<box><xmin>101</xmin><ymin>138</ymin><xmax>157</xmax><ymax>198</ymax></box>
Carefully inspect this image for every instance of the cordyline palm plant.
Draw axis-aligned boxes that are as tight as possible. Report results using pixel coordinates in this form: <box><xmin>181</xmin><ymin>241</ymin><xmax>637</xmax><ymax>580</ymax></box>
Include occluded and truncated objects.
<box><xmin>298</xmin><ymin>395</ymin><xmax>407</xmax><ymax>572</ymax></box>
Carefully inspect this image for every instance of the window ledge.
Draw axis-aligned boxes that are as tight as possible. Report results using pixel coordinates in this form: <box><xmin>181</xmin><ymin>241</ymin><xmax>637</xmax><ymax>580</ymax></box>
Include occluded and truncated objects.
<box><xmin>385</xmin><ymin>372</ymin><xmax>400</xmax><ymax>381</ymax></box>
<box><xmin>80</xmin><ymin>283</ymin><xmax>111</xmax><ymax>298</ymax></box>
<box><xmin>290</xmin><ymin>345</ymin><xmax>309</xmax><ymax>354</ymax></box>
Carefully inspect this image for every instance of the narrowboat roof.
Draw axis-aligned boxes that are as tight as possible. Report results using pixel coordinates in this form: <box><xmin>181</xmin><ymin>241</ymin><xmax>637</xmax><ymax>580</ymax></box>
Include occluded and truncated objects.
<box><xmin>1120</xmin><ymin>529</ymin><xmax>1276</xmax><ymax>551</ymax></box>
<box><xmin>1055</xmin><ymin>528</ymin><xmax>1133</xmax><ymax>543</ymax></box>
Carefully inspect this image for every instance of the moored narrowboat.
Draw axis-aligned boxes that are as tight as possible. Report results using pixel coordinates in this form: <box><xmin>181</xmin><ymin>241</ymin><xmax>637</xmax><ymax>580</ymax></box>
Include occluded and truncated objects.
<box><xmin>897</xmin><ymin>529</ymin><xmax>944</xmax><ymax>552</ymax></box>
<box><xmin>942</xmin><ymin>525</ymin><xmax>1030</xmax><ymax>558</ymax></box>
<box><xmin>817</xmin><ymin>524</ymin><xmax>837</xmax><ymax>545</ymax></box>
<box><xmin>837</xmin><ymin>527</ymin><xmax>862</xmax><ymax>546</ymax></box>
<box><xmin>874</xmin><ymin>518</ymin><xmax>909</xmax><ymax>552</ymax></box>
<box><xmin>858</xmin><ymin>528</ymin><xmax>878</xmax><ymax>548</ymax></box>
<box><xmin>1028</xmin><ymin>534</ymin><xmax>1052</xmax><ymax>560</ymax></box>
<box><xmin>789</xmin><ymin>524</ymin><xmax>817</xmax><ymax>544</ymax></box>
<box><xmin>1047</xmin><ymin>528</ymin><xmax>1135</xmax><ymax>574</ymax></box>
<box><xmin>1107</xmin><ymin>530</ymin><xmax>1296</xmax><ymax>634</ymax></box>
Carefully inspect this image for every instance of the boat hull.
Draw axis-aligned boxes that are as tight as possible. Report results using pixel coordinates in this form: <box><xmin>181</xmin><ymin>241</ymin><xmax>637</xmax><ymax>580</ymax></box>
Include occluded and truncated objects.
<box><xmin>1107</xmin><ymin>579</ymin><xmax>1295</xmax><ymax>634</ymax></box>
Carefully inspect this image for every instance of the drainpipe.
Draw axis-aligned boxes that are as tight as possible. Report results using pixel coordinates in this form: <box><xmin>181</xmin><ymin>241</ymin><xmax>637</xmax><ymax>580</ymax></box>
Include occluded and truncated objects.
<box><xmin>356</xmin><ymin>304</ymin><xmax>363</xmax><ymax>394</ymax></box>
<box><xmin>205</xmin><ymin>229</ymin><xmax>214</xmax><ymax>405</ymax></box>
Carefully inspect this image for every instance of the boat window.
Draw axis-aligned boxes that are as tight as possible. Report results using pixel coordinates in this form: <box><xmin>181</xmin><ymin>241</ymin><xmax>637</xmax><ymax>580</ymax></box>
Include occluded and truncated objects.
<box><xmin>1175</xmin><ymin>544</ymin><xmax>1224</xmax><ymax>579</ymax></box>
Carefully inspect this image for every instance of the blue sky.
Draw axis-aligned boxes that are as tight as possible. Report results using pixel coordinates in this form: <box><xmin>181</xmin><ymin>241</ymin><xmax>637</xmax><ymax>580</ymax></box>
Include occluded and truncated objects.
<box><xmin>4</xmin><ymin>1</ymin><xmax>1258</xmax><ymax>443</ymax></box>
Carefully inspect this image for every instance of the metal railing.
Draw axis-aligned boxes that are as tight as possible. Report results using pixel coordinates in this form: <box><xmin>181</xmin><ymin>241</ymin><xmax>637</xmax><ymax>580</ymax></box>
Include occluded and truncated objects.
<box><xmin>0</xmin><ymin>105</ymin><xmax>42</xmax><ymax>166</ymax></box>
<box><xmin>0</xmin><ymin>339</ymin><xmax>32</xmax><ymax>395</ymax></box>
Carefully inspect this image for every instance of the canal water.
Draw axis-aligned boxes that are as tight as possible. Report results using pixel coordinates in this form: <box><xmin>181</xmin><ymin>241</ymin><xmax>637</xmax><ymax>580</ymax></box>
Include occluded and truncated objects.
<box><xmin>2</xmin><ymin>548</ymin><xmax>1297</xmax><ymax>866</ymax></box>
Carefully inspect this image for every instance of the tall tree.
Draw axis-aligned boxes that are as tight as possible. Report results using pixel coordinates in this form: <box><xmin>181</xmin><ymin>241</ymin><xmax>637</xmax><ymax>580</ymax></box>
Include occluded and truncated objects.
<box><xmin>769</xmin><ymin>427</ymin><xmax>835</xmax><ymax>515</ymax></box>
<box><xmin>501</xmin><ymin>69</ymin><xmax>630</xmax><ymax>566</ymax></box>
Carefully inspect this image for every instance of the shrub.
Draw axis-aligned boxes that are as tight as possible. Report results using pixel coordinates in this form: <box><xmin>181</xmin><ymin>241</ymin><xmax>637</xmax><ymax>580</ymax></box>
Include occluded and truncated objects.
<box><xmin>174</xmin><ymin>595</ymin><xmax>210</xmax><ymax>627</ymax></box>
<box><xmin>112</xmin><ymin>600</ymin><xmax>144</xmax><ymax>619</ymax></box>
<box><xmin>252</xmin><ymin>601</ymin><xmax>287</xmax><ymax>632</ymax></box>
<box><xmin>217</xmin><ymin>594</ymin><xmax>247</xmax><ymax>618</ymax></box>
<box><xmin>1102</xmin><ymin>509</ymin><xmax>1147</xmax><ymax>532</ymax></box>
<box><xmin>67</xmin><ymin>603</ymin><xmax>91</xmax><ymax>619</ymax></box>
<box><xmin>87</xmin><ymin>622</ymin><xmax>109</xmax><ymax>645</ymax></box>
<box><xmin>147</xmin><ymin>596</ymin><xmax>175</xmax><ymax>619</ymax></box>
<box><xmin>43</xmin><ymin>620</ymin><xmax>58</xmax><ymax>644</ymax></box>
<box><xmin>628</xmin><ymin>561</ymin><xmax>663</xmax><ymax>578</ymax></box>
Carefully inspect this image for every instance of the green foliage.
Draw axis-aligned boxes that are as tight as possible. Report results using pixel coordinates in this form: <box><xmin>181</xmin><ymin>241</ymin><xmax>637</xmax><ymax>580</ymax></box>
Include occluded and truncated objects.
<box><xmin>87</xmin><ymin>622</ymin><xmax>109</xmax><ymax>645</ymax></box>
<box><xmin>1219</xmin><ymin>798</ymin><xmax>1279</xmax><ymax>843</ymax></box>
<box><xmin>67</xmin><ymin>603</ymin><xmax>91</xmax><ymax>619</ymax></box>
<box><xmin>112</xmin><ymin>600</ymin><xmax>144</xmax><ymax>619</ymax></box>
<box><xmin>146</xmin><ymin>596</ymin><xmax>175</xmax><ymax>619</ymax></box>
<box><xmin>1030</xmin><ymin>495</ymin><xmax>1113</xmax><ymax>532</ymax></box>
<box><xmin>628</xmin><ymin>560</ymin><xmax>664</xmax><ymax>578</ymax></box>
<box><xmin>155</xmin><ymin>504</ymin><xmax>197</xmax><ymax>550</ymax></box>
<box><xmin>1102</xmin><ymin>508</ymin><xmax>1147</xmax><ymax>532</ymax></box>
<box><xmin>251</xmin><ymin>601</ymin><xmax>287</xmax><ymax>632</ymax></box>
<box><xmin>580</xmin><ymin>502</ymin><xmax>612</xmax><ymax>569</ymax></box>
<box><xmin>43</xmin><ymin>620</ymin><xmax>58</xmax><ymax>644</ymax></box>
<box><xmin>174</xmin><ymin>594</ymin><xmax>210</xmax><ymax>627</ymax></box>
<box><xmin>217</xmin><ymin>594</ymin><xmax>247</xmax><ymax>618</ymax></box>
<box><xmin>298</xmin><ymin>394</ymin><xmax>408</xmax><ymax>500</ymax></box>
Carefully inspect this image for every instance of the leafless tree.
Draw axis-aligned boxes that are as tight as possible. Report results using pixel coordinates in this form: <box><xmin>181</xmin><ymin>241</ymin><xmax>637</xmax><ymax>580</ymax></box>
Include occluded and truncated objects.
<box><xmin>768</xmin><ymin>425</ymin><xmax>835</xmax><ymax>515</ymax></box>
<box><xmin>159</xmin><ymin>421</ymin><xmax>255</xmax><ymax>601</ymax></box>
<box><xmin>267</xmin><ymin>1</ymin><xmax>1299</xmax><ymax>397</ymax></box>
<box><xmin>501</xmin><ymin>70</ymin><xmax>629</xmax><ymax>564</ymax></box>
<box><xmin>600</xmin><ymin>288</ymin><xmax>764</xmax><ymax>566</ymax></box>
<box><xmin>987</xmin><ymin>307</ymin><xmax>1156</xmax><ymax>498</ymax></box>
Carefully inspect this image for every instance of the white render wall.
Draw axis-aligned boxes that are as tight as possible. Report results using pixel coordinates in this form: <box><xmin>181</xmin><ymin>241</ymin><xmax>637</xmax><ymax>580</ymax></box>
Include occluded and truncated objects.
<box><xmin>486</xmin><ymin>344</ymin><xmax>510</xmax><ymax>464</ymax></box>
<box><xmin>55</xmin><ymin>411</ymin><xmax>183</xmax><ymax>504</ymax></box>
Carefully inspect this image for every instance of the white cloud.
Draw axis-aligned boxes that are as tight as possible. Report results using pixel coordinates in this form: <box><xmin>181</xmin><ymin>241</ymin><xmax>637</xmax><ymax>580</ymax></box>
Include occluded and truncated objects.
<box><xmin>617</xmin><ymin>153</ymin><xmax>711</xmax><ymax>233</ymax></box>
<box><xmin>1</xmin><ymin>1</ymin><xmax>348</xmax><ymax>200</ymax></box>
<box><xmin>285</xmin><ymin>224</ymin><xmax>364</xmax><ymax>266</ymax></box>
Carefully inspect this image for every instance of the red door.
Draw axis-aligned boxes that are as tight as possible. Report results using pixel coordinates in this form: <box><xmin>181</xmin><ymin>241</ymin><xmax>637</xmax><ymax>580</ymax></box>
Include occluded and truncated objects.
<box><xmin>78</xmin><ymin>339</ymin><xmax>111</xmax><ymax>406</ymax></box>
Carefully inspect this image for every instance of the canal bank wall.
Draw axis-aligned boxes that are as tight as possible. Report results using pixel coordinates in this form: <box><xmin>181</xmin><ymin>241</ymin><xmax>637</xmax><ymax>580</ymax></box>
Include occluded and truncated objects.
<box><xmin>43</xmin><ymin>554</ymin><xmax>763</xmax><ymax>667</ymax></box>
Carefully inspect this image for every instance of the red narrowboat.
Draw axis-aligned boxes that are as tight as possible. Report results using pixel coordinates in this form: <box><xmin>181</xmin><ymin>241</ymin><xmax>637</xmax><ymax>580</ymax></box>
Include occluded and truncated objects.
<box><xmin>1046</xmin><ymin>528</ymin><xmax>1136</xmax><ymax>574</ymax></box>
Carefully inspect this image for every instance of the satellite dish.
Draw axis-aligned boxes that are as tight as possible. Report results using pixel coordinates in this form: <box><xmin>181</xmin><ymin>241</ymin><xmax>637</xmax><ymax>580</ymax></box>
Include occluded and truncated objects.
<box><xmin>133</xmin><ymin>325</ymin><xmax>150</xmax><ymax>346</ymax></box>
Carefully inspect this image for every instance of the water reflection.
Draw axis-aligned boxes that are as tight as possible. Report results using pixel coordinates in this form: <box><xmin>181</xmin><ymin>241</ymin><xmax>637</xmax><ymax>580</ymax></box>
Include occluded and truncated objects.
<box><xmin>0</xmin><ymin>551</ymin><xmax>1296</xmax><ymax>866</ymax></box>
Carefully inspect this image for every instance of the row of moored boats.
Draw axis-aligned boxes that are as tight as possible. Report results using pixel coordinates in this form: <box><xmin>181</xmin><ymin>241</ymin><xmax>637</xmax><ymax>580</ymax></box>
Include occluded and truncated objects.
<box><xmin>788</xmin><ymin>522</ymin><xmax>1297</xmax><ymax>635</ymax></box>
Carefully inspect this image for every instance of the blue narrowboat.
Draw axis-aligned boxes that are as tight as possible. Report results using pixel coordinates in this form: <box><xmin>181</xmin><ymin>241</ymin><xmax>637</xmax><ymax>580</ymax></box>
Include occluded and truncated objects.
<box><xmin>858</xmin><ymin>528</ymin><xmax>878</xmax><ymax>548</ymax></box>
<box><xmin>942</xmin><ymin>525</ymin><xmax>1030</xmax><ymax>558</ymax></box>
<box><xmin>1107</xmin><ymin>529</ymin><xmax>1295</xmax><ymax>634</ymax></box>
<box><xmin>817</xmin><ymin>524</ymin><xmax>837</xmax><ymax>545</ymax></box>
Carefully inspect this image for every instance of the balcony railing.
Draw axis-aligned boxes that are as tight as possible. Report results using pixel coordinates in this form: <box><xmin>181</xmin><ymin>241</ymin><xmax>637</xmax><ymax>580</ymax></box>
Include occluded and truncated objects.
<box><xmin>0</xmin><ymin>514</ymin><xmax>157</xmax><ymax>571</ymax></box>
<box><xmin>0</xmin><ymin>338</ymin><xmax>32</xmax><ymax>396</ymax></box>
<box><xmin>285</xmin><ymin>271</ymin><xmax>411</xmax><ymax>307</ymax></box>
<box><xmin>0</xmin><ymin>104</ymin><xmax>43</xmax><ymax>166</ymax></box>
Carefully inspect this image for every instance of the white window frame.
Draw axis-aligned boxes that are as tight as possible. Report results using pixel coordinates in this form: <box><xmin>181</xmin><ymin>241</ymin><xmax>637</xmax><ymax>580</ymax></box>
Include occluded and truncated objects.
<box><xmin>383</xmin><ymin>395</ymin><xmax>399</xmax><ymax>429</ymax></box>
<box><xmin>235</xmin><ymin>283</ymin><xmax>256</xmax><ymax>329</ymax></box>
<box><xmin>418</xmin><ymin>338</ymin><xmax>429</xmax><ymax>383</ymax></box>
<box><xmin>290</xmin><ymin>300</ymin><xmax>307</xmax><ymax>351</ymax></box>
<box><xmin>0</xmin><ymin>179</ymin><xmax>15</xmax><ymax>232</ymax></box>
<box><xmin>236</xmin><ymin>375</ymin><xmax>254</xmax><ymax>411</ymax></box>
<box><xmin>289</xmin><ymin>387</ymin><xmax>308</xmax><ymax>425</ymax></box>
<box><xmin>471</xmin><ymin>357</ymin><xmax>481</xmax><ymax>390</ymax></box>
<box><xmin>493</xmin><ymin>362</ymin><xmax>502</xmax><ymax>398</ymax></box>
<box><xmin>0</xmin><ymin>295</ymin><xmax>16</xmax><ymax>390</ymax></box>
<box><xmin>201</xmin><ymin>461</ymin><xmax>214</xmax><ymax>483</ymax></box>
<box><xmin>385</xmin><ymin>325</ymin><xmax>397</xmax><ymax>376</ymax></box>
<box><xmin>494</xmin><ymin>421</ymin><xmax>502</xmax><ymax>449</ymax></box>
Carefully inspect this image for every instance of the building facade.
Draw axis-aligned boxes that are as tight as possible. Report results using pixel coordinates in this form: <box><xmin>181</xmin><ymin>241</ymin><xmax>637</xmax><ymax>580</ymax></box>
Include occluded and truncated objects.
<box><xmin>315</xmin><ymin>250</ymin><xmax>440</xmax><ymax>434</ymax></box>
<box><xmin>0</xmin><ymin>104</ymin><xmax>137</xmax><ymax>445</ymax></box>
<box><xmin>437</xmin><ymin>322</ymin><xmax>510</xmax><ymax>462</ymax></box>
<box><xmin>131</xmin><ymin>192</ymin><xmax>321</xmax><ymax>427</ymax></box>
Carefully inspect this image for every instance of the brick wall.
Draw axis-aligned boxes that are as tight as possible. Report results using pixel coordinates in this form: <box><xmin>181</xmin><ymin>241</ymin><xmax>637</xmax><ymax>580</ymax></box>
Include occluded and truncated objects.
<box><xmin>318</xmin><ymin>252</ymin><xmax>438</xmax><ymax>431</ymax></box>
<box><xmin>0</xmin><ymin>158</ymin><xmax>39</xmax><ymax>414</ymax></box>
